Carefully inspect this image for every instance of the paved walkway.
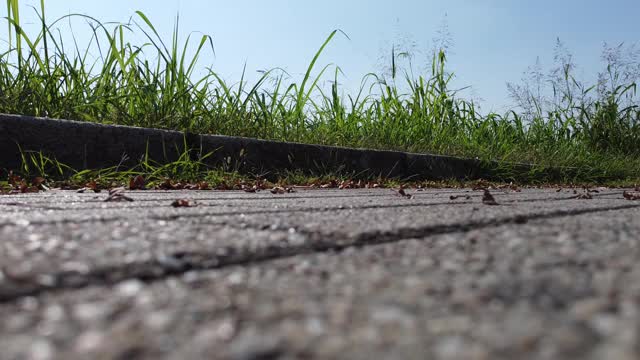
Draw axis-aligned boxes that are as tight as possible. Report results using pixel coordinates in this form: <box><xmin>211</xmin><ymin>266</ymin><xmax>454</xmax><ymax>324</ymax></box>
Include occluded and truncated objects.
<box><xmin>1</xmin><ymin>187</ymin><xmax>640</xmax><ymax>359</ymax></box>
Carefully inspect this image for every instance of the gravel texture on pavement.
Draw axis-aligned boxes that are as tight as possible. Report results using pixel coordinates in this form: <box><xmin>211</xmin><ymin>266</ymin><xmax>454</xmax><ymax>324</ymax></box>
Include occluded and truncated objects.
<box><xmin>1</xmin><ymin>188</ymin><xmax>639</xmax><ymax>359</ymax></box>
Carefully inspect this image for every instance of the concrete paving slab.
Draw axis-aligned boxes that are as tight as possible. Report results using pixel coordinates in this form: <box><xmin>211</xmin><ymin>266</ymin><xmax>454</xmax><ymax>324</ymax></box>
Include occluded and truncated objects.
<box><xmin>1</xmin><ymin>210</ymin><xmax>640</xmax><ymax>359</ymax></box>
<box><xmin>0</xmin><ymin>190</ymin><xmax>636</xmax><ymax>290</ymax></box>
<box><xmin>0</xmin><ymin>188</ymin><xmax>626</xmax><ymax>226</ymax></box>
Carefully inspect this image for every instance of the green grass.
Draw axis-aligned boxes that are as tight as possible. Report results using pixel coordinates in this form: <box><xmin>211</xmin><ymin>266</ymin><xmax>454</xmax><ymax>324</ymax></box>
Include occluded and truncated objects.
<box><xmin>0</xmin><ymin>148</ymin><xmax>413</xmax><ymax>192</ymax></box>
<box><xmin>1</xmin><ymin>1</ymin><xmax>640</xmax><ymax>184</ymax></box>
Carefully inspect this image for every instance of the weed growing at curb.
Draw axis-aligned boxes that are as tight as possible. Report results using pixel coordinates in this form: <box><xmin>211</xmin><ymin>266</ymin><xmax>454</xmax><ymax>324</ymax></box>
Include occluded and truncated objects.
<box><xmin>1</xmin><ymin>150</ymin><xmax>638</xmax><ymax>196</ymax></box>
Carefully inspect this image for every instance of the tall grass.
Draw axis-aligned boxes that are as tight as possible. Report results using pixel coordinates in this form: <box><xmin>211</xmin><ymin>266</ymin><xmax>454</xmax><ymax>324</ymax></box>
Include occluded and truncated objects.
<box><xmin>1</xmin><ymin>2</ymin><xmax>640</xmax><ymax>182</ymax></box>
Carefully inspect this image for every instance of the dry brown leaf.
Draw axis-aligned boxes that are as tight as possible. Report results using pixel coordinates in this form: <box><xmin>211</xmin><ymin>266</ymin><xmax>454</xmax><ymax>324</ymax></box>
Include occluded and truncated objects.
<box><xmin>78</xmin><ymin>180</ymin><xmax>101</xmax><ymax>193</ymax></box>
<box><xmin>270</xmin><ymin>186</ymin><xmax>295</xmax><ymax>194</ymax></box>
<box><xmin>159</xmin><ymin>179</ymin><xmax>175</xmax><ymax>190</ymax></box>
<box><xmin>32</xmin><ymin>177</ymin><xmax>46</xmax><ymax>186</ymax></box>
<box><xmin>254</xmin><ymin>179</ymin><xmax>267</xmax><ymax>190</ymax></box>
<box><xmin>129</xmin><ymin>175</ymin><xmax>146</xmax><ymax>190</ymax></box>
<box><xmin>31</xmin><ymin>177</ymin><xmax>50</xmax><ymax>191</ymax></box>
<box><xmin>242</xmin><ymin>184</ymin><xmax>258</xmax><ymax>193</ymax></box>
<box><xmin>320</xmin><ymin>179</ymin><xmax>338</xmax><ymax>189</ymax></box>
<box><xmin>339</xmin><ymin>179</ymin><xmax>354</xmax><ymax>189</ymax></box>
<box><xmin>482</xmin><ymin>189</ymin><xmax>499</xmax><ymax>205</ymax></box>
<box><xmin>623</xmin><ymin>191</ymin><xmax>640</xmax><ymax>200</ymax></box>
<box><xmin>8</xmin><ymin>171</ymin><xmax>21</xmax><ymax>186</ymax></box>
<box><xmin>19</xmin><ymin>180</ymin><xmax>39</xmax><ymax>193</ymax></box>
<box><xmin>87</xmin><ymin>180</ymin><xmax>100</xmax><ymax>192</ymax></box>
<box><xmin>171</xmin><ymin>199</ymin><xmax>195</xmax><ymax>207</ymax></box>
<box><xmin>393</xmin><ymin>186</ymin><xmax>413</xmax><ymax>199</ymax></box>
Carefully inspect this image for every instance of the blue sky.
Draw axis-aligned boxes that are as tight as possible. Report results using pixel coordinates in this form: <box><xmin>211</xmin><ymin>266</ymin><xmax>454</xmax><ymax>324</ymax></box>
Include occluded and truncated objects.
<box><xmin>8</xmin><ymin>0</ymin><xmax>640</xmax><ymax>112</ymax></box>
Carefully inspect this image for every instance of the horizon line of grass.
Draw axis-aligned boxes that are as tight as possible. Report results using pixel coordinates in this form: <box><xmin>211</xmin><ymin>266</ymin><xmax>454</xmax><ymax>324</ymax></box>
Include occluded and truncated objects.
<box><xmin>1</xmin><ymin>1</ymin><xmax>639</xmax><ymax>184</ymax></box>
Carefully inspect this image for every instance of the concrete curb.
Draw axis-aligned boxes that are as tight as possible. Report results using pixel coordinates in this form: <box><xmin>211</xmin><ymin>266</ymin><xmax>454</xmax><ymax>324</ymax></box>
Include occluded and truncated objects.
<box><xmin>0</xmin><ymin>113</ymin><xmax>493</xmax><ymax>180</ymax></box>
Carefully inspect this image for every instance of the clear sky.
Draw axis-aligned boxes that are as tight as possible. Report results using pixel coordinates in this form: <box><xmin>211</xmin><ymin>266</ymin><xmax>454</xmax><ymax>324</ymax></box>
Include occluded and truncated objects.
<box><xmin>8</xmin><ymin>0</ymin><xmax>640</xmax><ymax>112</ymax></box>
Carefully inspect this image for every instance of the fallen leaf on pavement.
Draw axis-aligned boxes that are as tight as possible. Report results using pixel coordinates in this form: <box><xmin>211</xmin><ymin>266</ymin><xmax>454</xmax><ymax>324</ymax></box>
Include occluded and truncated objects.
<box><xmin>339</xmin><ymin>179</ymin><xmax>354</xmax><ymax>189</ymax></box>
<box><xmin>197</xmin><ymin>181</ymin><xmax>210</xmax><ymax>190</ymax></box>
<box><xmin>87</xmin><ymin>180</ymin><xmax>100</xmax><ymax>192</ymax></box>
<box><xmin>393</xmin><ymin>186</ymin><xmax>413</xmax><ymax>199</ymax></box>
<box><xmin>7</xmin><ymin>171</ymin><xmax>21</xmax><ymax>186</ymax></box>
<box><xmin>159</xmin><ymin>179</ymin><xmax>176</xmax><ymax>190</ymax></box>
<box><xmin>19</xmin><ymin>181</ymin><xmax>39</xmax><ymax>193</ymax></box>
<box><xmin>242</xmin><ymin>184</ymin><xmax>258</xmax><ymax>193</ymax></box>
<box><xmin>320</xmin><ymin>180</ymin><xmax>338</xmax><ymax>189</ymax></box>
<box><xmin>623</xmin><ymin>191</ymin><xmax>640</xmax><ymax>200</ymax></box>
<box><xmin>32</xmin><ymin>177</ymin><xmax>47</xmax><ymax>190</ymax></box>
<box><xmin>482</xmin><ymin>189</ymin><xmax>499</xmax><ymax>205</ymax></box>
<box><xmin>270</xmin><ymin>186</ymin><xmax>295</xmax><ymax>194</ymax></box>
<box><xmin>129</xmin><ymin>175</ymin><xmax>146</xmax><ymax>190</ymax></box>
<box><xmin>171</xmin><ymin>199</ymin><xmax>195</xmax><ymax>207</ymax></box>
<box><xmin>78</xmin><ymin>180</ymin><xmax>101</xmax><ymax>193</ymax></box>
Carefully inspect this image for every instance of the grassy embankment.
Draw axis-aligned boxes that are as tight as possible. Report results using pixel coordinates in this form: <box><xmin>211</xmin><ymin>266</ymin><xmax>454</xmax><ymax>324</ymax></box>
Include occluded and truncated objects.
<box><xmin>1</xmin><ymin>0</ymin><xmax>639</xmax><ymax>186</ymax></box>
